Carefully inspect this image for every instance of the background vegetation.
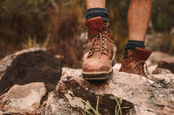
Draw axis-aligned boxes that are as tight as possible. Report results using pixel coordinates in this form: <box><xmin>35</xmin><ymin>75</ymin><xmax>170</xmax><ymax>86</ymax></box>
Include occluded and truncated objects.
<box><xmin>0</xmin><ymin>0</ymin><xmax>174</xmax><ymax>68</ymax></box>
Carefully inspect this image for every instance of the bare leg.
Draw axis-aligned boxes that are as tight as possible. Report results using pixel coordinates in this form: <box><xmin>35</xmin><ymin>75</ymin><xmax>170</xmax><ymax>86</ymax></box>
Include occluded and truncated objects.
<box><xmin>85</xmin><ymin>0</ymin><xmax>106</xmax><ymax>9</ymax></box>
<box><xmin>120</xmin><ymin>0</ymin><xmax>152</xmax><ymax>77</ymax></box>
<box><xmin>128</xmin><ymin>0</ymin><xmax>152</xmax><ymax>41</ymax></box>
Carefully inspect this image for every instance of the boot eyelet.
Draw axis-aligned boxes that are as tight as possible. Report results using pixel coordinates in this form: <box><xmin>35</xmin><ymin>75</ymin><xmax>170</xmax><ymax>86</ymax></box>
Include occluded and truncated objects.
<box><xmin>103</xmin><ymin>38</ymin><xmax>105</xmax><ymax>40</ymax></box>
<box><xmin>130</xmin><ymin>52</ymin><xmax>132</xmax><ymax>55</ymax></box>
<box><xmin>104</xmin><ymin>31</ymin><xmax>107</xmax><ymax>34</ymax></box>
<box><xmin>130</xmin><ymin>57</ymin><xmax>132</xmax><ymax>60</ymax></box>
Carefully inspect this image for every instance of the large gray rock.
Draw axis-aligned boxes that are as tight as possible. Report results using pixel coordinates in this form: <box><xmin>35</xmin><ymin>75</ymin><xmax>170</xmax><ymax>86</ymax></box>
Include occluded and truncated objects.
<box><xmin>53</xmin><ymin>67</ymin><xmax>174</xmax><ymax>115</ymax></box>
<box><xmin>0</xmin><ymin>82</ymin><xmax>47</xmax><ymax>114</ymax></box>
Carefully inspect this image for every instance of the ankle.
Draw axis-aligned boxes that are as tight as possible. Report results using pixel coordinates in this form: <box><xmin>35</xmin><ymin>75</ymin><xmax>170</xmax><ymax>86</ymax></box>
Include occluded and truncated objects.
<box><xmin>124</xmin><ymin>40</ymin><xmax>145</xmax><ymax>51</ymax></box>
<box><xmin>85</xmin><ymin>8</ymin><xmax>109</xmax><ymax>23</ymax></box>
<box><xmin>123</xmin><ymin>40</ymin><xmax>145</xmax><ymax>59</ymax></box>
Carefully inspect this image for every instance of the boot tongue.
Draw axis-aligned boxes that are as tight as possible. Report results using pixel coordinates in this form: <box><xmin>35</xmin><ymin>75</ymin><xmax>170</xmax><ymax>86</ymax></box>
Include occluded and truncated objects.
<box><xmin>85</xmin><ymin>17</ymin><xmax>104</xmax><ymax>35</ymax></box>
<box><xmin>135</xmin><ymin>47</ymin><xmax>152</xmax><ymax>61</ymax></box>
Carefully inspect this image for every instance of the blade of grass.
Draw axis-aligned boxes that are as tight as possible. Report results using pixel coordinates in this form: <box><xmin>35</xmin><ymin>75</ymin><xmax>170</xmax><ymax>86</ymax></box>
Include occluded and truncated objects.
<box><xmin>96</xmin><ymin>96</ymin><xmax>99</xmax><ymax>113</ymax></box>
<box><xmin>115</xmin><ymin>98</ymin><xmax>122</xmax><ymax>115</ymax></box>
<box><xmin>115</xmin><ymin>102</ymin><xmax>118</xmax><ymax>115</ymax></box>
<box><xmin>76</xmin><ymin>97</ymin><xmax>100</xmax><ymax>115</ymax></box>
<box><xmin>82</xmin><ymin>108</ymin><xmax>93</xmax><ymax>115</ymax></box>
<box><xmin>76</xmin><ymin>107</ymin><xmax>87</xmax><ymax>115</ymax></box>
<box><xmin>121</xmin><ymin>106</ymin><xmax>133</xmax><ymax>109</ymax></box>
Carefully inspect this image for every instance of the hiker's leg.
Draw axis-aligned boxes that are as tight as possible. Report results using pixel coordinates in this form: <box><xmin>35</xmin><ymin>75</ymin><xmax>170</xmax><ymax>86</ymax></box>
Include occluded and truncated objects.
<box><xmin>85</xmin><ymin>0</ymin><xmax>106</xmax><ymax>9</ymax></box>
<box><xmin>85</xmin><ymin>0</ymin><xmax>109</xmax><ymax>23</ymax></box>
<box><xmin>128</xmin><ymin>0</ymin><xmax>152</xmax><ymax>41</ymax></box>
<box><xmin>82</xmin><ymin>0</ymin><xmax>116</xmax><ymax>80</ymax></box>
<box><xmin>120</xmin><ymin>0</ymin><xmax>152</xmax><ymax>77</ymax></box>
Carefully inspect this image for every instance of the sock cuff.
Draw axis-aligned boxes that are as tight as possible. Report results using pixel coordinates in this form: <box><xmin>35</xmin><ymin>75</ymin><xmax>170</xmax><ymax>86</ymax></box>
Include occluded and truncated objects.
<box><xmin>124</xmin><ymin>40</ymin><xmax>145</xmax><ymax>51</ymax></box>
<box><xmin>85</xmin><ymin>8</ymin><xmax>109</xmax><ymax>22</ymax></box>
<box><xmin>86</xmin><ymin>8</ymin><xmax>107</xmax><ymax>13</ymax></box>
<box><xmin>126</xmin><ymin>40</ymin><xmax>144</xmax><ymax>44</ymax></box>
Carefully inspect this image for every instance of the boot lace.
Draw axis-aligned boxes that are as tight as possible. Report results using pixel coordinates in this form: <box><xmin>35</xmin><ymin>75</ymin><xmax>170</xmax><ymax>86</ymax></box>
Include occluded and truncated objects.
<box><xmin>132</xmin><ymin>60</ymin><xmax>149</xmax><ymax>76</ymax></box>
<box><xmin>88</xmin><ymin>32</ymin><xmax>114</xmax><ymax>59</ymax></box>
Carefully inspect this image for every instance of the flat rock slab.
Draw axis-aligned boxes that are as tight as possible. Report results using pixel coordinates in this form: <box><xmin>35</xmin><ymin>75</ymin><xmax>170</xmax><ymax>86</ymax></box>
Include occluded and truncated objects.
<box><xmin>54</xmin><ymin>67</ymin><xmax>174</xmax><ymax>115</ymax></box>
<box><xmin>0</xmin><ymin>82</ymin><xmax>47</xmax><ymax>114</ymax></box>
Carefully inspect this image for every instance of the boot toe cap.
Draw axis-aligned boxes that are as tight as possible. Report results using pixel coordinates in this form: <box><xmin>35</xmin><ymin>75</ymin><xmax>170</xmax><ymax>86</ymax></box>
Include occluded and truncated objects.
<box><xmin>82</xmin><ymin>59</ymin><xmax>111</xmax><ymax>73</ymax></box>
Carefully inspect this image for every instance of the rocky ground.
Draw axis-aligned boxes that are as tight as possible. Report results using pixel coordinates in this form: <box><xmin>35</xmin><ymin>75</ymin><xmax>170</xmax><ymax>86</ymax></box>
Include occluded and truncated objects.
<box><xmin>0</xmin><ymin>47</ymin><xmax>174</xmax><ymax>115</ymax></box>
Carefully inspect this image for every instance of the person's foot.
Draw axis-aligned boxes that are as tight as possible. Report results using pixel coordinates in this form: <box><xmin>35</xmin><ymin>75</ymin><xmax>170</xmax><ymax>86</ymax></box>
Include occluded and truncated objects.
<box><xmin>119</xmin><ymin>47</ymin><xmax>151</xmax><ymax>77</ymax></box>
<box><xmin>82</xmin><ymin>17</ymin><xmax>116</xmax><ymax>80</ymax></box>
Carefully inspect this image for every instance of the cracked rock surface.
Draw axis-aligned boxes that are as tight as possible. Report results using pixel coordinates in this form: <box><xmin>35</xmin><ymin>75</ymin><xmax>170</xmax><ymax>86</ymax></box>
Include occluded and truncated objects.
<box><xmin>53</xmin><ymin>67</ymin><xmax>174</xmax><ymax>115</ymax></box>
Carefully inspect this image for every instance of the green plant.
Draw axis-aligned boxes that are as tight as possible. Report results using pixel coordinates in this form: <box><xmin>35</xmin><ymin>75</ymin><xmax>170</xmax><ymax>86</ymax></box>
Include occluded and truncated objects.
<box><xmin>76</xmin><ymin>96</ymin><xmax>100</xmax><ymax>115</ymax></box>
<box><xmin>0</xmin><ymin>0</ymin><xmax>48</xmax><ymax>58</ymax></box>
<box><xmin>22</xmin><ymin>36</ymin><xmax>39</xmax><ymax>48</ymax></box>
<box><xmin>151</xmin><ymin>0</ymin><xmax>174</xmax><ymax>32</ymax></box>
<box><xmin>115</xmin><ymin>98</ymin><xmax>132</xmax><ymax>115</ymax></box>
<box><xmin>76</xmin><ymin>96</ymin><xmax>133</xmax><ymax>115</ymax></box>
<box><xmin>21</xmin><ymin>34</ymin><xmax>51</xmax><ymax>48</ymax></box>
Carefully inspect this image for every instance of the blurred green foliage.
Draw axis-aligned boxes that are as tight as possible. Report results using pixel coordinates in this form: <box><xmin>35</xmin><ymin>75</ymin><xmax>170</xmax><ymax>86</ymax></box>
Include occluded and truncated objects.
<box><xmin>151</xmin><ymin>0</ymin><xmax>174</xmax><ymax>32</ymax></box>
<box><xmin>0</xmin><ymin>0</ymin><xmax>48</xmax><ymax>57</ymax></box>
<box><xmin>0</xmin><ymin>0</ymin><xmax>174</xmax><ymax>68</ymax></box>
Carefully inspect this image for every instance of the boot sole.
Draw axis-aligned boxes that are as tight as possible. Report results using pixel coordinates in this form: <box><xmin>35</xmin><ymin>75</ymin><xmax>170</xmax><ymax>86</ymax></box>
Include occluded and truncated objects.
<box><xmin>82</xmin><ymin>46</ymin><xmax>116</xmax><ymax>81</ymax></box>
<box><xmin>82</xmin><ymin>67</ymin><xmax>113</xmax><ymax>80</ymax></box>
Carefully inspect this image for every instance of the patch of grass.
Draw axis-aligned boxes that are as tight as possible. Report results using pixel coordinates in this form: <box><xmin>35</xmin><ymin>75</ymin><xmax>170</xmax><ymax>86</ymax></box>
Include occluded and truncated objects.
<box><xmin>76</xmin><ymin>96</ymin><xmax>133</xmax><ymax>115</ymax></box>
<box><xmin>76</xmin><ymin>96</ymin><xmax>100</xmax><ymax>115</ymax></box>
<box><xmin>21</xmin><ymin>34</ymin><xmax>51</xmax><ymax>48</ymax></box>
<box><xmin>22</xmin><ymin>36</ymin><xmax>39</xmax><ymax>48</ymax></box>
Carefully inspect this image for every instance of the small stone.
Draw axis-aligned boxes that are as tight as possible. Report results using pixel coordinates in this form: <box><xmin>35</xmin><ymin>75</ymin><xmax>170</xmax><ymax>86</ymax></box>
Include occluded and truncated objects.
<box><xmin>37</xmin><ymin>91</ymin><xmax>80</xmax><ymax>115</ymax></box>
<box><xmin>0</xmin><ymin>82</ymin><xmax>47</xmax><ymax>114</ymax></box>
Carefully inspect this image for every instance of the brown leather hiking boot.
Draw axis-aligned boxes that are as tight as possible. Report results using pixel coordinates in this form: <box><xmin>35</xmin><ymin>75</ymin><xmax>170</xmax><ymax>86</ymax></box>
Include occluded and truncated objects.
<box><xmin>119</xmin><ymin>47</ymin><xmax>152</xmax><ymax>77</ymax></box>
<box><xmin>82</xmin><ymin>17</ymin><xmax>116</xmax><ymax>80</ymax></box>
